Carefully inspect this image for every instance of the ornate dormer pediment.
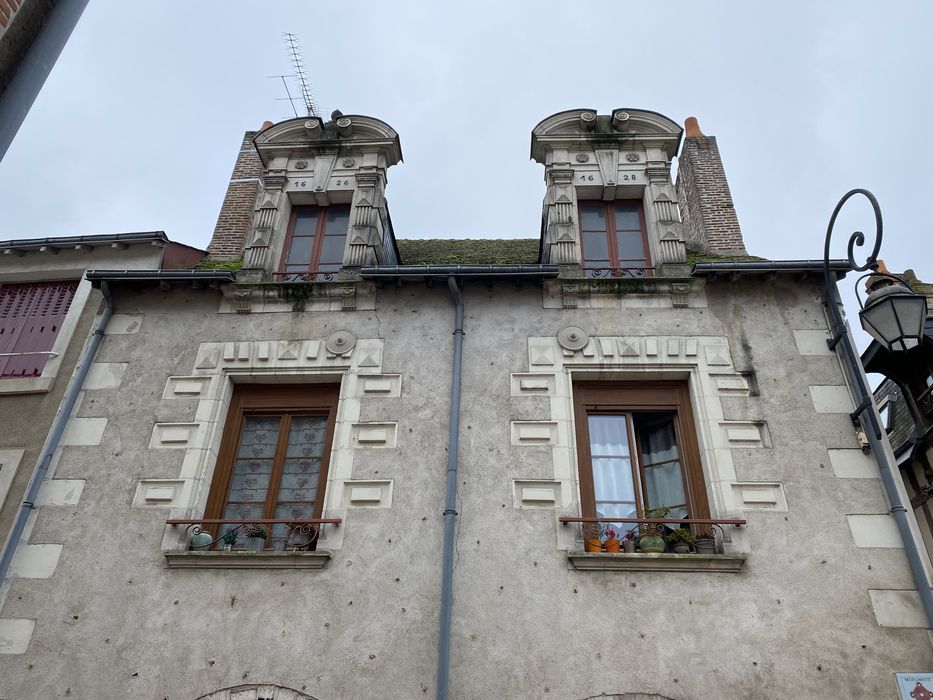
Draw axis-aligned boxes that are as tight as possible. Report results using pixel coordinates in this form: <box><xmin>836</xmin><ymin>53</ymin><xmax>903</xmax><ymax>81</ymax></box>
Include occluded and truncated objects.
<box><xmin>253</xmin><ymin>114</ymin><xmax>402</xmax><ymax>168</ymax></box>
<box><xmin>531</xmin><ymin>108</ymin><xmax>688</xmax><ymax>283</ymax></box>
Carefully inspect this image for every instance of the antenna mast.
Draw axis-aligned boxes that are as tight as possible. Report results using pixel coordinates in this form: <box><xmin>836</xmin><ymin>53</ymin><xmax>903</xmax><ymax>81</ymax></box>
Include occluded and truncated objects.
<box><xmin>284</xmin><ymin>33</ymin><xmax>319</xmax><ymax>118</ymax></box>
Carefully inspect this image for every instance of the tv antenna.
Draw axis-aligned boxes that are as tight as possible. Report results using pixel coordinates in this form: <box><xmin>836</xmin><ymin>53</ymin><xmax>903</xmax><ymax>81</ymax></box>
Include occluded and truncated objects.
<box><xmin>284</xmin><ymin>33</ymin><xmax>319</xmax><ymax>118</ymax></box>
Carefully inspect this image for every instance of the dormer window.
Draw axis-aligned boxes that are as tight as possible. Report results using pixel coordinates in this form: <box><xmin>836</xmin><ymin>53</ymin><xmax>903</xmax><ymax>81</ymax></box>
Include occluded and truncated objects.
<box><xmin>278</xmin><ymin>205</ymin><xmax>350</xmax><ymax>280</ymax></box>
<box><xmin>579</xmin><ymin>200</ymin><xmax>651</xmax><ymax>277</ymax></box>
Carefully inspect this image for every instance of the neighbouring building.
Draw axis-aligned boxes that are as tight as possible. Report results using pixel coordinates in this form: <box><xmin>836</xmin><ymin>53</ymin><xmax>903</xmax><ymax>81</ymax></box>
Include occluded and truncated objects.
<box><xmin>0</xmin><ymin>233</ymin><xmax>204</xmax><ymax>550</ymax></box>
<box><xmin>0</xmin><ymin>108</ymin><xmax>929</xmax><ymax>699</ymax></box>
<box><xmin>864</xmin><ymin>269</ymin><xmax>933</xmax><ymax>568</ymax></box>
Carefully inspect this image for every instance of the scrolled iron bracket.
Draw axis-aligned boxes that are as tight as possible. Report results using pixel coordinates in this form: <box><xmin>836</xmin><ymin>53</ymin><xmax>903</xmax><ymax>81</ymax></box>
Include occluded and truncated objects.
<box><xmin>822</xmin><ymin>188</ymin><xmax>883</xmax><ymax>349</ymax></box>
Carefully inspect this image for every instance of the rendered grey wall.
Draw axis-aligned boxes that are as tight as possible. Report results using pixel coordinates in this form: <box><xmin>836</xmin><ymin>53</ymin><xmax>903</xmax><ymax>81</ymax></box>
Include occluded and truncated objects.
<box><xmin>0</xmin><ymin>276</ymin><xmax>928</xmax><ymax>699</ymax></box>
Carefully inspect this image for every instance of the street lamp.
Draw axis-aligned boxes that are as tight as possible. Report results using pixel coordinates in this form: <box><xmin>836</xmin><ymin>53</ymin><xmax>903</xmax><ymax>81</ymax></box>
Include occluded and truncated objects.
<box><xmin>822</xmin><ymin>188</ymin><xmax>933</xmax><ymax>630</ymax></box>
<box><xmin>859</xmin><ymin>277</ymin><xmax>928</xmax><ymax>353</ymax></box>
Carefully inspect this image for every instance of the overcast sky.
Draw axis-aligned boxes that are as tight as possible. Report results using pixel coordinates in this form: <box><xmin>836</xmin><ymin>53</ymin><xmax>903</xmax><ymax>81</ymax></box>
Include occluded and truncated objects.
<box><xmin>1</xmin><ymin>1</ymin><xmax>930</xmax><ymax>352</ymax></box>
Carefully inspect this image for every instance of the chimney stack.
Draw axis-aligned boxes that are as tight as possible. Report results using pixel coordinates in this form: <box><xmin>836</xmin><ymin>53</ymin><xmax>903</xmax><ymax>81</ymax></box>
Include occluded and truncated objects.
<box><xmin>206</xmin><ymin>130</ymin><xmax>263</xmax><ymax>260</ymax></box>
<box><xmin>675</xmin><ymin>117</ymin><xmax>747</xmax><ymax>255</ymax></box>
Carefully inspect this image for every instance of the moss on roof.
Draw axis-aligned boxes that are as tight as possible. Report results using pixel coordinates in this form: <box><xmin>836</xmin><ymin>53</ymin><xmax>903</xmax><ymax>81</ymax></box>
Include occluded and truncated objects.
<box><xmin>396</xmin><ymin>239</ymin><xmax>540</xmax><ymax>265</ymax></box>
<box><xmin>686</xmin><ymin>251</ymin><xmax>767</xmax><ymax>265</ymax></box>
<box><xmin>910</xmin><ymin>281</ymin><xmax>933</xmax><ymax>295</ymax></box>
<box><xmin>190</xmin><ymin>257</ymin><xmax>243</xmax><ymax>270</ymax></box>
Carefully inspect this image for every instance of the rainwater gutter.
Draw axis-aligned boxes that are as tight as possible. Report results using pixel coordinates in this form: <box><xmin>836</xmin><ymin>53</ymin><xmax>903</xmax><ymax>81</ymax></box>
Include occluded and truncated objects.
<box><xmin>0</xmin><ymin>281</ymin><xmax>114</xmax><ymax>593</ymax></box>
<box><xmin>360</xmin><ymin>265</ymin><xmax>557</xmax><ymax>699</ymax></box>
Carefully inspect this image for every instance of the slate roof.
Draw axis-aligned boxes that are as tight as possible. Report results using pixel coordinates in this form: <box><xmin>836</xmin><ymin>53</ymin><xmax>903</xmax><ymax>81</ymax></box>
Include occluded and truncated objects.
<box><xmin>874</xmin><ymin>377</ymin><xmax>919</xmax><ymax>456</ymax></box>
<box><xmin>396</xmin><ymin>239</ymin><xmax>540</xmax><ymax>265</ymax></box>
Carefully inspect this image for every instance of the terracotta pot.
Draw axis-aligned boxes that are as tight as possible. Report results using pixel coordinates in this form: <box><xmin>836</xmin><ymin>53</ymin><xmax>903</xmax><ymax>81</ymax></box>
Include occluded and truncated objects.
<box><xmin>584</xmin><ymin>538</ymin><xmax>602</xmax><ymax>553</ymax></box>
<box><xmin>604</xmin><ymin>539</ymin><xmax>620</xmax><ymax>553</ymax></box>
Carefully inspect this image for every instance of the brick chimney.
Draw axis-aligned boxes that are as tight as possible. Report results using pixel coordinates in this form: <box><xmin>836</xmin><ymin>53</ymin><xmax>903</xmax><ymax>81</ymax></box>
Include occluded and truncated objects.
<box><xmin>675</xmin><ymin>117</ymin><xmax>747</xmax><ymax>255</ymax></box>
<box><xmin>206</xmin><ymin>130</ymin><xmax>263</xmax><ymax>260</ymax></box>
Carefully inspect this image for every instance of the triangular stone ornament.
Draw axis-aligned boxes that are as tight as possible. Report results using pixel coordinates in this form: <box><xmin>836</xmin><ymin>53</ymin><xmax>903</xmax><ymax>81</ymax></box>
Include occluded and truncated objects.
<box><xmin>618</xmin><ymin>338</ymin><xmax>640</xmax><ymax>357</ymax></box>
<box><xmin>555</xmin><ymin>193</ymin><xmax>572</xmax><ymax>204</ymax></box>
<box><xmin>530</xmin><ymin>343</ymin><xmax>555</xmax><ymax>366</ymax></box>
<box><xmin>278</xmin><ymin>341</ymin><xmax>300</xmax><ymax>361</ymax></box>
<box><xmin>196</xmin><ymin>348</ymin><xmax>221</xmax><ymax>369</ymax></box>
<box><xmin>358</xmin><ymin>349</ymin><xmax>381</xmax><ymax>368</ymax></box>
<box><xmin>356</xmin><ymin>196</ymin><xmax>373</xmax><ymax>207</ymax></box>
<box><xmin>705</xmin><ymin>345</ymin><xmax>732</xmax><ymax>366</ymax></box>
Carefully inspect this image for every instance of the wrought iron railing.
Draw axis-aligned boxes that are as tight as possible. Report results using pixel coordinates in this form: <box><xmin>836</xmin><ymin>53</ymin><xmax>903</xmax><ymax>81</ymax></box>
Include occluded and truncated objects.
<box><xmin>272</xmin><ymin>272</ymin><xmax>336</xmax><ymax>282</ymax></box>
<box><xmin>559</xmin><ymin>515</ymin><xmax>745</xmax><ymax>553</ymax></box>
<box><xmin>166</xmin><ymin>517</ymin><xmax>342</xmax><ymax>552</ymax></box>
<box><xmin>582</xmin><ymin>267</ymin><xmax>653</xmax><ymax>279</ymax></box>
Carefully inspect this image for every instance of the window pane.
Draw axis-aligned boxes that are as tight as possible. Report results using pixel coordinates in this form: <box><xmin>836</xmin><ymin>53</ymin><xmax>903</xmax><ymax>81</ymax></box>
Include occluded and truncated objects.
<box><xmin>637</xmin><ymin>414</ymin><xmax>687</xmax><ymax>514</ymax></box>
<box><xmin>292</xmin><ymin>208</ymin><xmax>320</xmax><ymax>235</ymax></box>
<box><xmin>617</xmin><ymin>231</ymin><xmax>645</xmax><ymax>260</ymax></box>
<box><xmin>582</xmin><ymin>231</ymin><xmax>610</xmax><ymax>262</ymax></box>
<box><xmin>324</xmin><ymin>206</ymin><xmax>350</xmax><ymax>233</ymax></box>
<box><xmin>237</xmin><ymin>417</ymin><xmax>282</xmax><ymax>458</ymax></box>
<box><xmin>579</xmin><ymin>202</ymin><xmax>606</xmax><ymax>231</ymax></box>
<box><xmin>614</xmin><ymin>202</ymin><xmax>641</xmax><ymax>230</ymax></box>
<box><xmin>285</xmin><ymin>415</ymin><xmax>329</xmax><ymax>457</ymax></box>
<box><xmin>319</xmin><ymin>235</ymin><xmax>347</xmax><ymax>265</ymax></box>
<box><xmin>285</xmin><ymin>236</ymin><xmax>314</xmax><ymax>266</ymax></box>
<box><xmin>588</xmin><ymin>415</ymin><xmax>637</xmax><ymax>520</ymax></box>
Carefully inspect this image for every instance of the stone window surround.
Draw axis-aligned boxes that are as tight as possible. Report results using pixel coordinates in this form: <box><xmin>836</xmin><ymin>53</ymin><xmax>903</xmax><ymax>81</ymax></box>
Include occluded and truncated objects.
<box><xmin>516</xmin><ymin>334</ymin><xmax>760</xmax><ymax>560</ymax></box>
<box><xmin>157</xmin><ymin>337</ymin><xmax>394</xmax><ymax>558</ymax></box>
<box><xmin>0</xmin><ymin>271</ymin><xmax>90</xmax><ymax>395</ymax></box>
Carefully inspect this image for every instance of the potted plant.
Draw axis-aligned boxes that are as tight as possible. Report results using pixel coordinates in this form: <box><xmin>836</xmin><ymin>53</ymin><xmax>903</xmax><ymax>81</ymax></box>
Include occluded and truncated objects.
<box><xmin>694</xmin><ymin>534</ymin><xmax>717</xmax><ymax>554</ymax></box>
<box><xmin>602</xmin><ymin>527</ymin><xmax>620</xmax><ymax>553</ymax></box>
<box><xmin>221</xmin><ymin>529</ymin><xmax>239</xmax><ymax>551</ymax></box>
<box><xmin>243</xmin><ymin>523</ymin><xmax>271</xmax><ymax>552</ymax></box>
<box><xmin>637</xmin><ymin>506</ymin><xmax>670</xmax><ymax>553</ymax></box>
<box><xmin>666</xmin><ymin>527</ymin><xmax>696</xmax><ymax>554</ymax></box>
<box><xmin>622</xmin><ymin>530</ymin><xmax>636</xmax><ymax>553</ymax></box>
<box><xmin>583</xmin><ymin>522</ymin><xmax>602</xmax><ymax>552</ymax></box>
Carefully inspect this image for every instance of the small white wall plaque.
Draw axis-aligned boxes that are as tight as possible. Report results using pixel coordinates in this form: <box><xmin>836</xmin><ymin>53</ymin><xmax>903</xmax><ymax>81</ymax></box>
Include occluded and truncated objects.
<box><xmin>897</xmin><ymin>673</ymin><xmax>933</xmax><ymax>700</ymax></box>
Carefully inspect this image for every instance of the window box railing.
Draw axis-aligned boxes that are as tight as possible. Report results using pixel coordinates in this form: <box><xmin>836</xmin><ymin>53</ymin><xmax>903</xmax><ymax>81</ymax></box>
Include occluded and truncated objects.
<box><xmin>272</xmin><ymin>272</ymin><xmax>338</xmax><ymax>283</ymax></box>
<box><xmin>582</xmin><ymin>266</ymin><xmax>654</xmax><ymax>279</ymax></box>
<box><xmin>559</xmin><ymin>515</ymin><xmax>747</xmax><ymax>572</ymax></box>
<box><xmin>165</xmin><ymin>517</ymin><xmax>342</xmax><ymax>552</ymax></box>
<box><xmin>560</xmin><ymin>515</ymin><xmax>744</xmax><ymax>553</ymax></box>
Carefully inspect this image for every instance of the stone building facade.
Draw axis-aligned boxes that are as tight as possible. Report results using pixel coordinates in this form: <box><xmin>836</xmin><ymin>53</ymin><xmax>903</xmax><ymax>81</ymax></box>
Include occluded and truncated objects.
<box><xmin>0</xmin><ymin>107</ymin><xmax>929</xmax><ymax>699</ymax></box>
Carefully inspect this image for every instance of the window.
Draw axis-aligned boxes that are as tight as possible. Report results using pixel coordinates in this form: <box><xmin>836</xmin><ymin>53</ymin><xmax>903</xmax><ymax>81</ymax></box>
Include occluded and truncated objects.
<box><xmin>572</xmin><ymin>382</ymin><xmax>709</xmax><ymax>522</ymax></box>
<box><xmin>578</xmin><ymin>200</ymin><xmax>651</xmax><ymax>276</ymax></box>
<box><xmin>278</xmin><ymin>205</ymin><xmax>350</xmax><ymax>279</ymax></box>
<box><xmin>0</xmin><ymin>281</ymin><xmax>78</xmax><ymax>378</ymax></box>
<box><xmin>204</xmin><ymin>385</ymin><xmax>339</xmax><ymax>550</ymax></box>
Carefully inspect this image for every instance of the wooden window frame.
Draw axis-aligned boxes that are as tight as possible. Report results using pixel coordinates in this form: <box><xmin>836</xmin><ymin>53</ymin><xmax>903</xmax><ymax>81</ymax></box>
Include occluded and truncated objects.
<box><xmin>277</xmin><ymin>205</ymin><xmax>350</xmax><ymax>277</ymax></box>
<box><xmin>204</xmin><ymin>384</ymin><xmax>340</xmax><ymax>532</ymax></box>
<box><xmin>572</xmin><ymin>381</ymin><xmax>710</xmax><ymax>521</ymax></box>
<box><xmin>578</xmin><ymin>199</ymin><xmax>652</xmax><ymax>273</ymax></box>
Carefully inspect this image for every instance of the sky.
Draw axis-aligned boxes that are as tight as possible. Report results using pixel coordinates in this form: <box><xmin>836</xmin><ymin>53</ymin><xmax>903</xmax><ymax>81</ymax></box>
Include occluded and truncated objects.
<box><xmin>0</xmin><ymin>0</ymin><xmax>930</xmax><ymax>353</ymax></box>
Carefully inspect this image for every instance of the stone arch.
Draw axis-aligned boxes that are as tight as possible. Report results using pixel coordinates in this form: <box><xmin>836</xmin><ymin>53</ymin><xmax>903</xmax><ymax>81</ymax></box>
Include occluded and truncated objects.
<box><xmin>579</xmin><ymin>694</ymin><xmax>681</xmax><ymax>700</ymax></box>
<box><xmin>196</xmin><ymin>684</ymin><xmax>319</xmax><ymax>700</ymax></box>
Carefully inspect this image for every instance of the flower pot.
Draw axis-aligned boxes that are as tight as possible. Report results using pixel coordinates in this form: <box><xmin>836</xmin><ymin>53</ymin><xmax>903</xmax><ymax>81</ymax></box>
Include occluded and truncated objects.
<box><xmin>604</xmin><ymin>539</ymin><xmax>620</xmax><ymax>553</ymax></box>
<box><xmin>672</xmin><ymin>542</ymin><xmax>691</xmax><ymax>554</ymax></box>
<box><xmin>189</xmin><ymin>531</ymin><xmax>214</xmax><ymax>551</ymax></box>
<box><xmin>622</xmin><ymin>539</ymin><xmax>636</xmax><ymax>553</ymax></box>
<box><xmin>584</xmin><ymin>538</ymin><xmax>602</xmax><ymax>553</ymax></box>
<box><xmin>247</xmin><ymin>536</ymin><xmax>266</xmax><ymax>553</ymax></box>
<box><xmin>638</xmin><ymin>533</ymin><xmax>665</xmax><ymax>553</ymax></box>
<box><xmin>695</xmin><ymin>538</ymin><xmax>716</xmax><ymax>554</ymax></box>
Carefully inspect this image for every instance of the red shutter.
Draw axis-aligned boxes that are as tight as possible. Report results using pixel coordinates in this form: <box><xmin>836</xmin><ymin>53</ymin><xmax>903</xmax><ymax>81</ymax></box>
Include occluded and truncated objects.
<box><xmin>0</xmin><ymin>281</ymin><xmax>78</xmax><ymax>378</ymax></box>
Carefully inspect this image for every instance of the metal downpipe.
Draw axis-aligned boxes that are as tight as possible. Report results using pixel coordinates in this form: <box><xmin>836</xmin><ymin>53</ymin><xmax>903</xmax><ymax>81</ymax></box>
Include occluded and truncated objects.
<box><xmin>0</xmin><ymin>0</ymin><xmax>90</xmax><ymax>162</ymax></box>
<box><xmin>436</xmin><ymin>276</ymin><xmax>464</xmax><ymax>700</ymax></box>
<box><xmin>0</xmin><ymin>281</ymin><xmax>114</xmax><ymax>592</ymax></box>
